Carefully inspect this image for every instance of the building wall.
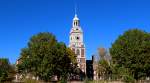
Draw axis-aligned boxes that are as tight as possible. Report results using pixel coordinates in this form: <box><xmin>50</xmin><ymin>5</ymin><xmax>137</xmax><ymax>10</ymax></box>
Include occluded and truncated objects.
<box><xmin>86</xmin><ymin>60</ymin><xmax>93</xmax><ymax>80</ymax></box>
<box><xmin>69</xmin><ymin>14</ymin><xmax>86</xmax><ymax>74</ymax></box>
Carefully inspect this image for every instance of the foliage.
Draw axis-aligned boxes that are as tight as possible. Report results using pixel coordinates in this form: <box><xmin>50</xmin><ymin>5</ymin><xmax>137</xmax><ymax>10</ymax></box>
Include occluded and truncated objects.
<box><xmin>123</xmin><ymin>75</ymin><xmax>135</xmax><ymax>83</ymax></box>
<box><xmin>17</xmin><ymin>32</ymin><xmax>77</xmax><ymax>81</ymax></box>
<box><xmin>97</xmin><ymin>59</ymin><xmax>111</xmax><ymax>80</ymax></box>
<box><xmin>96</xmin><ymin>48</ymin><xmax>112</xmax><ymax>80</ymax></box>
<box><xmin>110</xmin><ymin>29</ymin><xmax>150</xmax><ymax>81</ymax></box>
<box><xmin>0</xmin><ymin>58</ymin><xmax>15</xmax><ymax>82</ymax></box>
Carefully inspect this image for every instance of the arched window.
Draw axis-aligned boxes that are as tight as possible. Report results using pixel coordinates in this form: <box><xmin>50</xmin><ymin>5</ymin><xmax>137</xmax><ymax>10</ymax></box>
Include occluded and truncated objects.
<box><xmin>74</xmin><ymin>22</ymin><xmax>75</xmax><ymax>26</ymax></box>
<box><xmin>76</xmin><ymin>21</ymin><xmax>78</xmax><ymax>26</ymax></box>
<box><xmin>70</xmin><ymin>37</ymin><xmax>72</xmax><ymax>40</ymax></box>
<box><xmin>76</xmin><ymin>49</ymin><xmax>80</xmax><ymax>55</ymax></box>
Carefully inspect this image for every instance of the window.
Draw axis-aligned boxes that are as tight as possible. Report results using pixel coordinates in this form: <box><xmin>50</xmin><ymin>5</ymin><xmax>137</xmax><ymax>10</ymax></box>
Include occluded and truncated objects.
<box><xmin>70</xmin><ymin>37</ymin><xmax>72</xmax><ymax>40</ymax></box>
<box><xmin>77</xmin><ymin>59</ymin><xmax>80</xmax><ymax>63</ymax></box>
<box><xmin>76</xmin><ymin>21</ymin><xmax>77</xmax><ymax>26</ymax></box>
<box><xmin>81</xmin><ymin>49</ymin><xmax>84</xmax><ymax>57</ymax></box>
<box><xmin>76</xmin><ymin>49</ymin><xmax>80</xmax><ymax>55</ymax></box>
<box><xmin>72</xmin><ymin>48</ymin><xmax>75</xmax><ymax>53</ymax></box>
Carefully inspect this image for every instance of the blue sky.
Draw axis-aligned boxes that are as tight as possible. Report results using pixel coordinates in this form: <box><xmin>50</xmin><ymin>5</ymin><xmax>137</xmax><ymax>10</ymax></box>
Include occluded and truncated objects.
<box><xmin>0</xmin><ymin>0</ymin><xmax>150</xmax><ymax>64</ymax></box>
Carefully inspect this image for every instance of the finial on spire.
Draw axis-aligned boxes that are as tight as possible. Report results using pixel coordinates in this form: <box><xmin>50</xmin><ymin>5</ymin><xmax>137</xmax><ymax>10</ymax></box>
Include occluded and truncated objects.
<box><xmin>75</xmin><ymin>4</ymin><xmax>77</xmax><ymax>16</ymax></box>
<box><xmin>74</xmin><ymin>0</ymin><xmax>77</xmax><ymax>16</ymax></box>
<box><xmin>73</xmin><ymin>2</ymin><xmax>80</xmax><ymax>27</ymax></box>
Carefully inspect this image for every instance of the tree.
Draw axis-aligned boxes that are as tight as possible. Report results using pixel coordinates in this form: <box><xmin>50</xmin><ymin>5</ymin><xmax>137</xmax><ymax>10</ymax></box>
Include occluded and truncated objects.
<box><xmin>110</xmin><ymin>29</ymin><xmax>150</xmax><ymax>80</ymax></box>
<box><xmin>17</xmin><ymin>32</ymin><xmax>77</xmax><ymax>82</ymax></box>
<box><xmin>97</xmin><ymin>59</ymin><xmax>111</xmax><ymax>80</ymax></box>
<box><xmin>0</xmin><ymin>58</ymin><xmax>15</xmax><ymax>82</ymax></box>
<box><xmin>96</xmin><ymin>48</ymin><xmax>112</xmax><ymax>80</ymax></box>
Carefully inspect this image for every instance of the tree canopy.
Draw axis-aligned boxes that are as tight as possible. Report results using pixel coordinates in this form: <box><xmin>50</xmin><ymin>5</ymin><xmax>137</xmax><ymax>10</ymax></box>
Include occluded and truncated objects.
<box><xmin>17</xmin><ymin>32</ymin><xmax>77</xmax><ymax>82</ymax></box>
<box><xmin>0</xmin><ymin>58</ymin><xmax>15</xmax><ymax>82</ymax></box>
<box><xmin>110</xmin><ymin>29</ymin><xmax>150</xmax><ymax>80</ymax></box>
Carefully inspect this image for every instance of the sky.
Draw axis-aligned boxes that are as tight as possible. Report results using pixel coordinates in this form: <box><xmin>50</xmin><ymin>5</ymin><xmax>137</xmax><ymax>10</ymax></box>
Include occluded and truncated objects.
<box><xmin>0</xmin><ymin>0</ymin><xmax>150</xmax><ymax>64</ymax></box>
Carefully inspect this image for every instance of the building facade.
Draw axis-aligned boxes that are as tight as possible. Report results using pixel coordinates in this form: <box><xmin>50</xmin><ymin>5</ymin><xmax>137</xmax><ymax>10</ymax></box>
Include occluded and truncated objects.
<box><xmin>69</xmin><ymin>14</ymin><xmax>86</xmax><ymax>74</ymax></box>
<box><xmin>86</xmin><ymin>59</ymin><xmax>94</xmax><ymax>80</ymax></box>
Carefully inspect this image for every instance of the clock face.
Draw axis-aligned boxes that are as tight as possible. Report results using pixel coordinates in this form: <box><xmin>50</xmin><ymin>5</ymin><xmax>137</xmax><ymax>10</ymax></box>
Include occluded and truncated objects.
<box><xmin>76</xmin><ymin>36</ymin><xmax>80</xmax><ymax>40</ymax></box>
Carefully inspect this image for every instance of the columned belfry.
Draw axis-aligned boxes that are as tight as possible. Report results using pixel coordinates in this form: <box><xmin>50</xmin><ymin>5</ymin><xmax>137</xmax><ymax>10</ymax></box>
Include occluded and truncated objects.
<box><xmin>69</xmin><ymin>14</ymin><xmax>86</xmax><ymax>74</ymax></box>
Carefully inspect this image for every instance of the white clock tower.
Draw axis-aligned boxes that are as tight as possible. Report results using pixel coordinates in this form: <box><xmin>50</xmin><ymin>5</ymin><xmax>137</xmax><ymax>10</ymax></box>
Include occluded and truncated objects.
<box><xmin>69</xmin><ymin>14</ymin><xmax>86</xmax><ymax>73</ymax></box>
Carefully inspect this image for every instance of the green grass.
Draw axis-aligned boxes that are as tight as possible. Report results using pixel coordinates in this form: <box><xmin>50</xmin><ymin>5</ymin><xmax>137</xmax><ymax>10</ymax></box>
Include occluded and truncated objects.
<box><xmin>23</xmin><ymin>78</ymin><xmax>40</xmax><ymax>83</ymax></box>
<box><xmin>84</xmin><ymin>80</ymin><xmax>108</xmax><ymax>83</ymax></box>
<box><xmin>84</xmin><ymin>80</ymin><xmax>124</xmax><ymax>83</ymax></box>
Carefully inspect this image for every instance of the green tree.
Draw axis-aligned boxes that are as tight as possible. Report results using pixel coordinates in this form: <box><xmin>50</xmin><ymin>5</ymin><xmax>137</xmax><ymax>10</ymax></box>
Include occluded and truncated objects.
<box><xmin>110</xmin><ymin>29</ymin><xmax>150</xmax><ymax>81</ymax></box>
<box><xmin>0</xmin><ymin>58</ymin><xmax>15</xmax><ymax>82</ymax></box>
<box><xmin>97</xmin><ymin>59</ymin><xmax>111</xmax><ymax>80</ymax></box>
<box><xmin>17</xmin><ymin>32</ymin><xmax>77</xmax><ymax>82</ymax></box>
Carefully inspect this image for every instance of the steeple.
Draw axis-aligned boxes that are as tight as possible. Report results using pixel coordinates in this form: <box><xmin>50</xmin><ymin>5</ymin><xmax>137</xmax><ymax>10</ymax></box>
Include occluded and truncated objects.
<box><xmin>72</xmin><ymin>14</ymin><xmax>80</xmax><ymax>27</ymax></box>
<box><xmin>69</xmin><ymin>7</ymin><xmax>86</xmax><ymax>74</ymax></box>
<box><xmin>72</xmin><ymin>1</ymin><xmax>80</xmax><ymax>27</ymax></box>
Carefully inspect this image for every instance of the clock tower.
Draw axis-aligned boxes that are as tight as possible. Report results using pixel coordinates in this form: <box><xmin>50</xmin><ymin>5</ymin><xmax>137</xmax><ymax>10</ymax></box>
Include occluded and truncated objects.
<box><xmin>69</xmin><ymin>14</ymin><xmax>86</xmax><ymax>74</ymax></box>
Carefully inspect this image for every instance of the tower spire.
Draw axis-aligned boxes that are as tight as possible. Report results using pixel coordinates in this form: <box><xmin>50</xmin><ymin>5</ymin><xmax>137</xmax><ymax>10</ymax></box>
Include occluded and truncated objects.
<box><xmin>74</xmin><ymin>0</ymin><xmax>77</xmax><ymax>16</ymax></box>
<box><xmin>75</xmin><ymin>3</ymin><xmax>77</xmax><ymax>16</ymax></box>
<box><xmin>70</xmin><ymin>1</ymin><xmax>86</xmax><ymax>75</ymax></box>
